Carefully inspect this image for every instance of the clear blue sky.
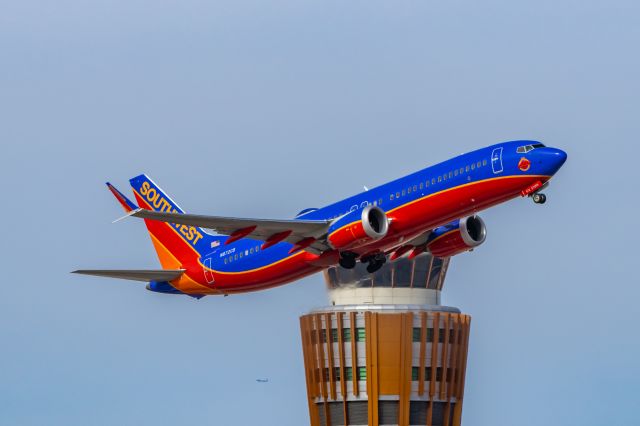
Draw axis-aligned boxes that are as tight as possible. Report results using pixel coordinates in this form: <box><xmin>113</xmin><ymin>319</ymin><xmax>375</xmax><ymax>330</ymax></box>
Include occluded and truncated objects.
<box><xmin>1</xmin><ymin>1</ymin><xmax>638</xmax><ymax>425</ymax></box>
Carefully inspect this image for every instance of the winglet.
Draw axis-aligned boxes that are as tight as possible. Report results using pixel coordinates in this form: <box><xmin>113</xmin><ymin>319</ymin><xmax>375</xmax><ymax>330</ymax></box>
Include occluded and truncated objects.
<box><xmin>106</xmin><ymin>182</ymin><xmax>138</xmax><ymax>213</ymax></box>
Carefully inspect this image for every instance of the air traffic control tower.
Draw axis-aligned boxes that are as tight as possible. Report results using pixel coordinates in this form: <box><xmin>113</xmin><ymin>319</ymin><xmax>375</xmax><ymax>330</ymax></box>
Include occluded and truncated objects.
<box><xmin>299</xmin><ymin>254</ymin><xmax>471</xmax><ymax>426</ymax></box>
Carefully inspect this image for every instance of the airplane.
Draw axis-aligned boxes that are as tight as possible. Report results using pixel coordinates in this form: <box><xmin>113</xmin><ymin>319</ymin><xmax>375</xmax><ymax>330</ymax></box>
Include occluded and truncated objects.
<box><xmin>256</xmin><ymin>379</ymin><xmax>269</xmax><ymax>383</ymax></box>
<box><xmin>73</xmin><ymin>140</ymin><xmax>567</xmax><ymax>298</ymax></box>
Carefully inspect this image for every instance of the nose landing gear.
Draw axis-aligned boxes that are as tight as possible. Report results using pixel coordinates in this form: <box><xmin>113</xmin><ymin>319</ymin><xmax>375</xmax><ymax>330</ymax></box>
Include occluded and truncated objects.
<box><xmin>532</xmin><ymin>193</ymin><xmax>547</xmax><ymax>204</ymax></box>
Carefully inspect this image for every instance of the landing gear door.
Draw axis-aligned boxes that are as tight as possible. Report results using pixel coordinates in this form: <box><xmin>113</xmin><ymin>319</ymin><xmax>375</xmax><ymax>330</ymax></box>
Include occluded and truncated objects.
<box><xmin>491</xmin><ymin>147</ymin><xmax>504</xmax><ymax>174</ymax></box>
<box><xmin>203</xmin><ymin>256</ymin><xmax>215</xmax><ymax>284</ymax></box>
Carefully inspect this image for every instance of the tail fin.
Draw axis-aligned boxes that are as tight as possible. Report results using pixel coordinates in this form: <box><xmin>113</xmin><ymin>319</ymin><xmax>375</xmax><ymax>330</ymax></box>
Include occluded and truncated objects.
<box><xmin>121</xmin><ymin>174</ymin><xmax>224</xmax><ymax>269</ymax></box>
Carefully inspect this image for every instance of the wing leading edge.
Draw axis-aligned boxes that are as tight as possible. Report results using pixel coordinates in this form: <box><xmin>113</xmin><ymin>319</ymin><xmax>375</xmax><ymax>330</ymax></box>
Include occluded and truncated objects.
<box><xmin>128</xmin><ymin>208</ymin><xmax>332</xmax><ymax>253</ymax></box>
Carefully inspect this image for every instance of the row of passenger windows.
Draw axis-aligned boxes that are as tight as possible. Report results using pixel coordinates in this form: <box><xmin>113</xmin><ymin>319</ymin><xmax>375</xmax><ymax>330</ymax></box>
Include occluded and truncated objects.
<box><xmin>318</xmin><ymin>366</ymin><xmax>454</xmax><ymax>383</ymax></box>
<box><xmin>325</xmin><ymin>158</ymin><xmax>488</xmax><ymax>220</ymax></box>
<box><xmin>317</xmin><ymin>327</ymin><xmax>458</xmax><ymax>344</ymax></box>
<box><xmin>389</xmin><ymin>159</ymin><xmax>488</xmax><ymax>201</ymax></box>
<box><xmin>223</xmin><ymin>245</ymin><xmax>262</xmax><ymax>264</ymax></box>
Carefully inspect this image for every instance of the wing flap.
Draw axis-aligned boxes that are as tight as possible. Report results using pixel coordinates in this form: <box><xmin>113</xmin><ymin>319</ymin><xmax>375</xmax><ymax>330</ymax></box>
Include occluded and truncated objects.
<box><xmin>72</xmin><ymin>269</ymin><xmax>186</xmax><ymax>282</ymax></box>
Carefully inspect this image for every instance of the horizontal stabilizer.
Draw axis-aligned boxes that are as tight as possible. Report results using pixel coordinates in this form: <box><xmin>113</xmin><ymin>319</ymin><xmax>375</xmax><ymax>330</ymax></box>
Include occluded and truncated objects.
<box><xmin>72</xmin><ymin>269</ymin><xmax>185</xmax><ymax>282</ymax></box>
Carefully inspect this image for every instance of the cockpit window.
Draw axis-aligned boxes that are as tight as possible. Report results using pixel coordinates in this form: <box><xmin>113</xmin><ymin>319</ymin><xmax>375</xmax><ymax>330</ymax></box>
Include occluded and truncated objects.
<box><xmin>516</xmin><ymin>143</ymin><xmax>546</xmax><ymax>154</ymax></box>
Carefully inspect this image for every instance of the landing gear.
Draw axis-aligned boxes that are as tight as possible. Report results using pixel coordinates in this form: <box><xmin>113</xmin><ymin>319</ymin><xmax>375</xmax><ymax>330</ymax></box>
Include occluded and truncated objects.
<box><xmin>338</xmin><ymin>252</ymin><xmax>357</xmax><ymax>269</ymax></box>
<box><xmin>532</xmin><ymin>193</ymin><xmax>547</xmax><ymax>204</ymax></box>
<box><xmin>364</xmin><ymin>253</ymin><xmax>387</xmax><ymax>274</ymax></box>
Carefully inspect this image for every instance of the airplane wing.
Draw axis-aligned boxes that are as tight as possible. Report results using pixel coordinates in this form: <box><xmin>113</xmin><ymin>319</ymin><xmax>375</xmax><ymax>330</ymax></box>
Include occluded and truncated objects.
<box><xmin>128</xmin><ymin>209</ymin><xmax>332</xmax><ymax>254</ymax></box>
<box><xmin>72</xmin><ymin>269</ymin><xmax>186</xmax><ymax>282</ymax></box>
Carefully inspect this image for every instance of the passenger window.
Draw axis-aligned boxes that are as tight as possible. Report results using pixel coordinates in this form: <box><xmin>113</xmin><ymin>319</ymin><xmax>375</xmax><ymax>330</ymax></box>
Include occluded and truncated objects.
<box><xmin>250</xmin><ymin>247</ymin><xmax>254</xmax><ymax>254</ymax></box>
<box><xmin>482</xmin><ymin>159</ymin><xmax>487</xmax><ymax>166</ymax></box>
<box><xmin>438</xmin><ymin>176</ymin><xmax>442</xmax><ymax>183</ymax></box>
<box><xmin>234</xmin><ymin>254</ymin><xmax>238</xmax><ymax>260</ymax></box>
<box><xmin>425</xmin><ymin>180</ymin><xmax>429</xmax><ymax>187</ymax></box>
<box><xmin>432</xmin><ymin>178</ymin><xmax>436</xmax><ymax>184</ymax></box>
<box><xmin>460</xmin><ymin>167</ymin><xmax>464</xmax><ymax>174</ymax></box>
<box><xmin>390</xmin><ymin>194</ymin><xmax>394</xmax><ymax>200</ymax></box>
<box><xmin>471</xmin><ymin>163</ymin><xmax>476</xmax><ymax>170</ymax></box>
<box><xmin>448</xmin><ymin>172</ymin><xmax>453</xmax><ymax>179</ymax></box>
<box><xmin>477</xmin><ymin>161</ymin><xmax>481</xmax><ymax>168</ymax></box>
<box><xmin>419</xmin><ymin>182</ymin><xmax>423</xmax><ymax>190</ymax></box>
<box><xmin>407</xmin><ymin>187</ymin><xmax>411</xmax><ymax>194</ymax></box>
<box><xmin>465</xmin><ymin>165</ymin><xmax>470</xmax><ymax>172</ymax></box>
<box><xmin>443</xmin><ymin>174</ymin><xmax>447</xmax><ymax>181</ymax></box>
<box><xmin>454</xmin><ymin>169</ymin><xmax>458</xmax><ymax>176</ymax></box>
<box><xmin>240</xmin><ymin>252</ymin><xmax>244</xmax><ymax>258</ymax></box>
<box><xmin>402</xmin><ymin>189</ymin><xmax>406</xmax><ymax>196</ymax></box>
<box><xmin>224</xmin><ymin>258</ymin><xmax>228</xmax><ymax>264</ymax></box>
<box><xmin>413</xmin><ymin>185</ymin><xmax>417</xmax><ymax>192</ymax></box>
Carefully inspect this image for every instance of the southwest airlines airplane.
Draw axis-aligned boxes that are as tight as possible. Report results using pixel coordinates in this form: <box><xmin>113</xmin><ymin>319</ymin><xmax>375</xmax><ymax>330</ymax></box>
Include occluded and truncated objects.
<box><xmin>74</xmin><ymin>140</ymin><xmax>567</xmax><ymax>298</ymax></box>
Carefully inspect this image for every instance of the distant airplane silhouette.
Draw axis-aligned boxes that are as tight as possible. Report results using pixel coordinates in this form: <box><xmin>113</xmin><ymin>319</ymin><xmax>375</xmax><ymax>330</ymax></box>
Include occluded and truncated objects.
<box><xmin>256</xmin><ymin>378</ymin><xmax>269</xmax><ymax>383</ymax></box>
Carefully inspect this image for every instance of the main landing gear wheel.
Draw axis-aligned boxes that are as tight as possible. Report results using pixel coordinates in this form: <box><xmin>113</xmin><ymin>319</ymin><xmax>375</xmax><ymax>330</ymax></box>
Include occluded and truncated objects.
<box><xmin>532</xmin><ymin>193</ymin><xmax>547</xmax><ymax>204</ymax></box>
<box><xmin>339</xmin><ymin>252</ymin><xmax>357</xmax><ymax>269</ymax></box>
<box><xmin>365</xmin><ymin>254</ymin><xmax>387</xmax><ymax>274</ymax></box>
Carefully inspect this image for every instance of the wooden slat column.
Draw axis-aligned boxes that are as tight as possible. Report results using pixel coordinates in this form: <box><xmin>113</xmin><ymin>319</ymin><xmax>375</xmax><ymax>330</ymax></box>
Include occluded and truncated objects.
<box><xmin>452</xmin><ymin>315</ymin><xmax>471</xmax><ymax>426</ymax></box>
<box><xmin>350</xmin><ymin>312</ymin><xmax>359</xmax><ymax>397</ymax></box>
<box><xmin>336</xmin><ymin>312</ymin><xmax>348</xmax><ymax>424</ymax></box>
<box><xmin>447</xmin><ymin>315</ymin><xmax>461</xmax><ymax>407</ymax></box>
<box><xmin>418</xmin><ymin>312</ymin><xmax>427</xmax><ymax>396</ymax></box>
<box><xmin>325</xmin><ymin>313</ymin><xmax>337</xmax><ymax>401</ymax></box>
<box><xmin>398</xmin><ymin>312</ymin><xmax>413</xmax><ymax>426</ymax></box>
<box><xmin>365</xmin><ymin>312</ymin><xmax>379</xmax><ymax>426</ymax></box>
<box><xmin>314</xmin><ymin>314</ymin><xmax>330</xmax><ymax>425</ymax></box>
<box><xmin>428</xmin><ymin>312</ymin><xmax>440</xmax><ymax>426</ymax></box>
<box><xmin>300</xmin><ymin>316</ymin><xmax>321</xmax><ymax>426</ymax></box>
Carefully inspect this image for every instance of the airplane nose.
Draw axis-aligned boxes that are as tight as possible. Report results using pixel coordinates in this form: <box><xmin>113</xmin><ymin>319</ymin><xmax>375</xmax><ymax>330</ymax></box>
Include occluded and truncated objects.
<box><xmin>543</xmin><ymin>147</ymin><xmax>568</xmax><ymax>174</ymax></box>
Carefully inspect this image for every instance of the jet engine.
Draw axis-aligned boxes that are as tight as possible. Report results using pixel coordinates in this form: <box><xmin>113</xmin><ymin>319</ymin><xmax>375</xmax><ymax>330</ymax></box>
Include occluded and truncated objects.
<box><xmin>427</xmin><ymin>215</ymin><xmax>487</xmax><ymax>258</ymax></box>
<box><xmin>327</xmin><ymin>205</ymin><xmax>389</xmax><ymax>250</ymax></box>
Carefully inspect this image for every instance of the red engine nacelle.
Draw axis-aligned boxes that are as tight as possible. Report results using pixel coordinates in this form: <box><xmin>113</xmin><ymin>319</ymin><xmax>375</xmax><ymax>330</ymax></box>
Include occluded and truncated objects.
<box><xmin>327</xmin><ymin>205</ymin><xmax>389</xmax><ymax>250</ymax></box>
<box><xmin>427</xmin><ymin>215</ymin><xmax>487</xmax><ymax>258</ymax></box>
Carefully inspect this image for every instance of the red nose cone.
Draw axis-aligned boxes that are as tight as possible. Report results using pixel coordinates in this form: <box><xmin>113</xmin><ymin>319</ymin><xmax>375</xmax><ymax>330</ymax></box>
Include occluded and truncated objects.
<box><xmin>518</xmin><ymin>157</ymin><xmax>531</xmax><ymax>172</ymax></box>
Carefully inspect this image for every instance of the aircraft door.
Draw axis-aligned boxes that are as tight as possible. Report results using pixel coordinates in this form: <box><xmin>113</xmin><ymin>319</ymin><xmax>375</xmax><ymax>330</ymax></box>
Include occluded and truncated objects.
<box><xmin>203</xmin><ymin>256</ymin><xmax>215</xmax><ymax>284</ymax></box>
<box><xmin>491</xmin><ymin>147</ymin><xmax>504</xmax><ymax>174</ymax></box>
